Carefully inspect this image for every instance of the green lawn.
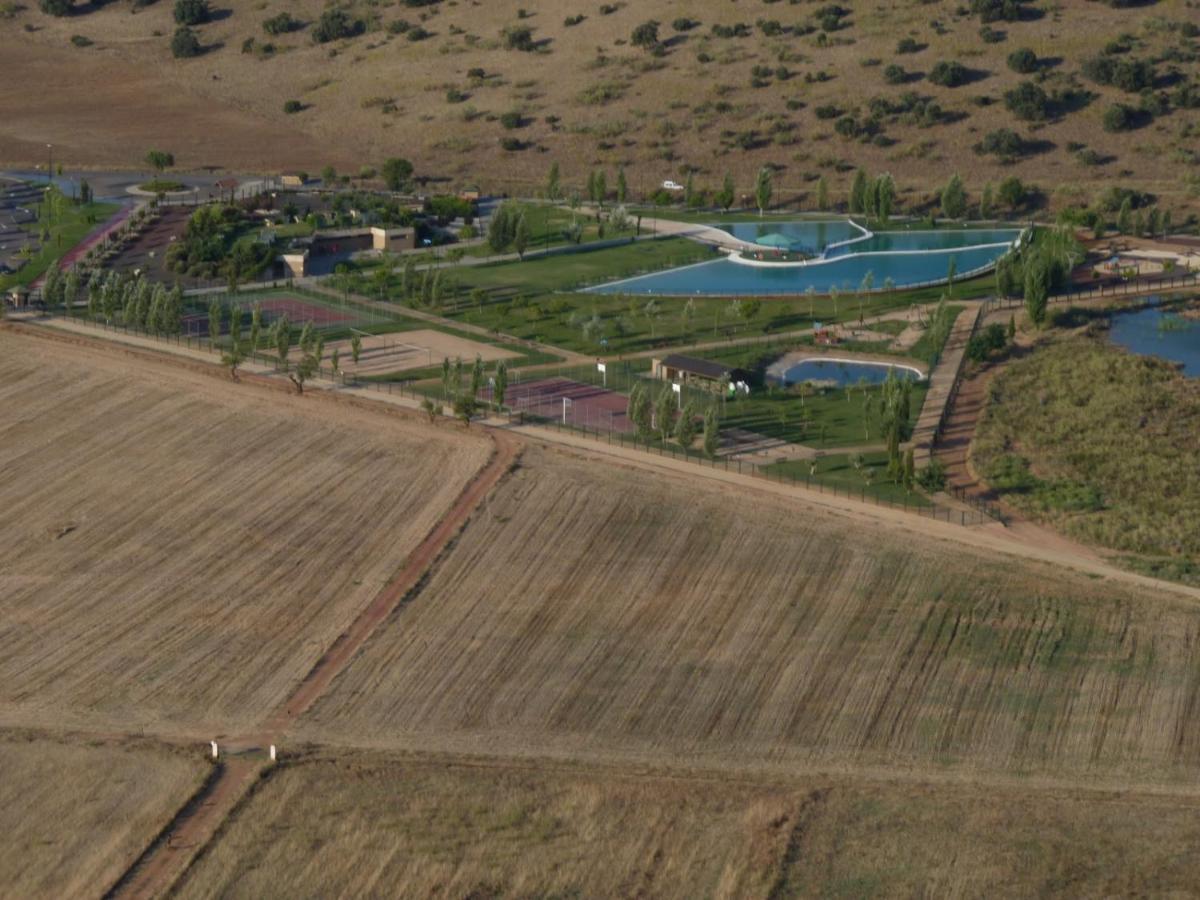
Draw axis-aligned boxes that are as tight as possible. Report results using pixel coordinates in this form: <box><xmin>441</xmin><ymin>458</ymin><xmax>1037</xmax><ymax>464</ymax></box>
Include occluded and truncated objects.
<box><xmin>0</xmin><ymin>198</ymin><xmax>119</xmax><ymax>291</ymax></box>
<box><xmin>718</xmin><ymin>378</ymin><xmax>929</xmax><ymax>448</ymax></box>
<box><xmin>763</xmin><ymin>451</ymin><xmax>930</xmax><ymax>506</ymax></box>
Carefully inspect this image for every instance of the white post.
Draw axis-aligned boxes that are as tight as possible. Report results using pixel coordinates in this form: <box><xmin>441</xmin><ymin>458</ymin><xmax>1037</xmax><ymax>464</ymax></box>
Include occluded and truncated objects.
<box><xmin>673</xmin><ymin>382</ymin><xmax>682</xmax><ymax>409</ymax></box>
<box><xmin>210</xmin><ymin>741</ymin><xmax>218</xmax><ymax>760</ymax></box>
<box><xmin>269</xmin><ymin>744</ymin><xmax>277</xmax><ymax>762</ymax></box>
<box><xmin>562</xmin><ymin>396</ymin><xmax>568</xmax><ymax>425</ymax></box>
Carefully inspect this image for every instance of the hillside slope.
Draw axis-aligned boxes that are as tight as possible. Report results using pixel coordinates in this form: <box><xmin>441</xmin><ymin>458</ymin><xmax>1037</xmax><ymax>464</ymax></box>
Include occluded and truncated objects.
<box><xmin>2</xmin><ymin>0</ymin><xmax>1198</xmax><ymax>211</ymax></box>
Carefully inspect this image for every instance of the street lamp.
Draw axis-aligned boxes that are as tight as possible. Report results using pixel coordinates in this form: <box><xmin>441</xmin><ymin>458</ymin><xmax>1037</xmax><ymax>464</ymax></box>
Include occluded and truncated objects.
<box><xmin>46</xmin><ymin>144</ymin><xmax>52</xmax><ymax>185</ymax></box>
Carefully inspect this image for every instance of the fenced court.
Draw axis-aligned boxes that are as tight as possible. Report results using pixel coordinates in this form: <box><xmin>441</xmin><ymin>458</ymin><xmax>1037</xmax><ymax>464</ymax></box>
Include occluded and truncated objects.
<box><xmin>325</xmin><ymin>329</ymin><xmax>517</xmax><ymax>377</ymax></box>
<box><xmin>487</xmin><ymin>377</ymin><xmax>634</xmax><ymax>433</ymax></box>
<box><xmin>182</xmin><ymin>291</ymin><xmax>386</xmax><ymax>337</ymax></box>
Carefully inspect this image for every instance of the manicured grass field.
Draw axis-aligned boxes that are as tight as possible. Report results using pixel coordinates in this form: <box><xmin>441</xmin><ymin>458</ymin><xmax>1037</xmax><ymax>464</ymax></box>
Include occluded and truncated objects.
<box><xmin>764</xmin><ymin>451</ymin><xmax>930</xmax><ymax>507</ymax></box>
<box><xmin>718</xmin><ymin>378</ymin><xmax>929</xmax><ymax>448</ymax></box>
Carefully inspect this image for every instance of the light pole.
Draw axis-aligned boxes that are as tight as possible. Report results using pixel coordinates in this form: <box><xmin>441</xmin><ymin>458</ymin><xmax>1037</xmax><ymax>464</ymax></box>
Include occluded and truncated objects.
<box><xmin>46</xmin><ymin>144</ymin><xmax>53</xmax><ymax>185</ymax></box>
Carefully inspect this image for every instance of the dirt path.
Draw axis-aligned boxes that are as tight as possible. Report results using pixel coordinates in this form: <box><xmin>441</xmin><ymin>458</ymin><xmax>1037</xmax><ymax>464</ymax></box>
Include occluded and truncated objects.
<box><xmin>106</xmin><ymin>425</ymin><xmax>520</xmax><ymax>900</ymax></box>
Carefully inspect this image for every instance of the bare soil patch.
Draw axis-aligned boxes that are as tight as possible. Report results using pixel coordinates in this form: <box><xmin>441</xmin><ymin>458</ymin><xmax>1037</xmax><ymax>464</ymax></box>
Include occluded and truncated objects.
<box><xmin>324</xmin><ymin>328</ymin><xmax>516</xmax><ymax>377</ymax></box>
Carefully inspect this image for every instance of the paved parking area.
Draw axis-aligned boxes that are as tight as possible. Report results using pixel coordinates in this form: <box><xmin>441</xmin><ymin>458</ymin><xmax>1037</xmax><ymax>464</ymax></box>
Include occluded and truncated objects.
<box><xmin>0</xmin><ymin>179</ymin><xmax>43</xmax><ymax>276</ymax></box>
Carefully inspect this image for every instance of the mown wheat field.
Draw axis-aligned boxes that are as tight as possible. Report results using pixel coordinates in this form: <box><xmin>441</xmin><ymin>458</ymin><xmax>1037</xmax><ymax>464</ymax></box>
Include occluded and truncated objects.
<box><xmin>180</xmin><ymin>754</ymin><xmax>1200</xmax><ymax>899</ymax></box>
<box><xmin>0</xmin><ymin>734</ymin><xmax>205</xmax><ymax>899</ymax></box>
<box><xmin>0</xmin><ymin>329</ymin><xmax>490</xmax><ymax>737</ymax></box>
<box><xmin>302</xmin><ymin>443</ymin><xmax>1200</xmax><ymax>782</ymax></box>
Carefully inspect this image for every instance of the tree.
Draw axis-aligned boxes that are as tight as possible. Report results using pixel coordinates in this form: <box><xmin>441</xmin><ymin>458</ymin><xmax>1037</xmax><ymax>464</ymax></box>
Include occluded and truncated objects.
<box><xmin>595</xmin><ymin>170</ymin><xmax>607</xmax><ymax>207</ymax></box>
<box><xmin>979</xmin><ymin>182</ymin><xmax>994</xmax><ymax>219</ymax></box>
<box><xmin>941</xmin><ymin>174</ymin><xmax>967</xmax><ymax>219</ymax></box>
<box><xmin>145</xmin><ymin>150</ymin><xmax>175</xmax><ymax>175</ymax></box>
<box><xmin>494</xmin><ymin>360</ymin><xmax>508</xmax><ymax>411</ymax></box>
<box><xmin>545</xmin><ymin>162</ymin><xmax>561</xmax><ymax>201</ymax></box>
<box><xmin>654</xmin><ymin>385</ymin><xmax>675</xmax><ymax>440</ymax></box>
<box><xmin>631</xmin><ymin>20</ymin><xmax>660</xmax><ymax>50</ymax></box>
<box><xmin>207</xmin><ymin>298</ymin><xmax>222</xmax><ymax>345</ymax></box>
<box><xmin>273</xmin><ymin>313</ymin><xmax>292</xmax><ymax>369</ymax></box>
<box><xmin>674</xmin><ymin>402</ymin><xmax>697</xmax><ymax>449</ymax></box>
<box><xmin>616</xmin><ymin>167</ymin><xmax>628</xmax><ymax>204</ymax></box>
<box><xmin>849</xmin><ymin>168</ymin><xmax>868</xmax><ymax>214</ymax></box>
<box><xmin>903</xmin><ymin>448</ymin><xmax>915</xmax><ymax>491</ymax></box>
<box><xmin>470</xmin><ymin>353</ymin><xmax>485</xmax><ymax>403</ymax></box>
<box><xmin>381</xmin><ymin>157</ymin><xmax>414</xmax><ymax>192</ymax></box>
<box><xmin>997</xmin><ymin>176</ymin><xmax>1025</xmax><ymax>210</ymax></box>
<box><xmin>331</xmin><ymin>347</ymin><xmax>340</xmax><ymax>374</ymax></box>
<box><xmin>221</xmin><ymin>341</ymin><xmax>245</xmax><ymax>381</ymax></box>
<box><xmin>420</xmin><ymin>397</ymin><xmax>441</xmax><ymax>423</ymax></box>
<box><xmin>38</xmin><ymin>0</ymin><xmax>73</xmax><ymax>16</ymax></box>
<box><xmin>350</xmin><ymin>333</ymin><xmax>362</xmax><ymax>365</ymax></box>
<box><xmin>513</xmin><ymin>213</ymin><xmax>531</xmax><ymax>259</ymax></box>
<box><xmin>1007</xmin><ymin>314</ymin><xmax>1017</xmax><ymax>343</ymax></box>
<box><xmin>716</xmin><ymin>172</ymin><xmax>735</xmax><ymax>211</ymax></box>
<box><xmin>228</xmin><ymin>303</ymin><xmax>242</xmax><ymax>346</ymax></box>
<box><xmin>62</xmin><ymin>268</ymin><xmax>80</xmax><ymax>313</ymax></box>
<box><xmin>683</xmin><ymin>171</ymin><xmax>695</xmax><ymax>208</ymax></box>
<box><xmin>453</xmin><ymin>393</ymin><xmax>476</xmax><ymax>427</ymax></box>
<box><xmin>875</xmin><ymin>173</ymin><xmax>895</xmax><ymax>223</ymax></box>
<box><xmin>702</xmin><ymin>406</ymin><xmax>719</xmax><ymax>458</ymax></box>
<box><xmin>171</xmin><ymin>26</ymin><xmax>202</xmax><ymax>58</ymax></box>
<box><xmin>1116</xmin><ymin>196</ymin><xmax>1133</xmax><ymax>234</ymax></box>
<box><xmin>250</xmin><ymin>303</ymin><xmax>263</xmax><ymax>350</ymax></box>
<box><xmin>754</xmin><ymin>167</ymin><xmax>772</xmax><ymax>217</ymax></box>
<box><xmin>42</xmin><ymin>266</ymin><xmax>62</xmax><ymax>309</ymax></box>
<box><xmin>174</xmin><ymin>0</ymin><xmax>210</xmax><ymax>25</ymax></box>
<box><xmin>586</xmin><ymin>170</ymin><xmax>598</xmax><ymax>205</ymax></box>
<box><xmin>628</xmin><ymin>383</ymin><xmax>652</xmax><ymax>440</ymax></box>
<box><xmin>1024</xmin><ymin>256</ymin><xmax>1049</xmax><ymax>327</ymax></box>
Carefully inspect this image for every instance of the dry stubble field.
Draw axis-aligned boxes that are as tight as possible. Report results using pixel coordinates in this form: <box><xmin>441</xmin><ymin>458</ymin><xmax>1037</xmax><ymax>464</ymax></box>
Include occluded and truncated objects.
<box><xmin>0</xmin><ymin>733</ymin><xmax>205</xmax><ymax>898</ymax></box>
<box><xmin>301</xmin><ymin>443</ymin><xmax>1200</xmax><ymax>785</ymax></box>
<box><xmin>0</xmin><ymin>327</ymin><xmax>490</xmax><ymax>738</ymax></box>
<box><xmin>178</xmin><ymin>754</ymin><xmax>1200</xmax><ymax>898</ymax></box>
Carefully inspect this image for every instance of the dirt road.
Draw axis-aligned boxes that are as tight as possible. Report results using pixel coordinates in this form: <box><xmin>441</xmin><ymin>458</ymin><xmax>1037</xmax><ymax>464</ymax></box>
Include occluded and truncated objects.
<box><xmin>106</xmin><ymin>426</ymin><xmax>520</xmax><ymax>900</ymax></box>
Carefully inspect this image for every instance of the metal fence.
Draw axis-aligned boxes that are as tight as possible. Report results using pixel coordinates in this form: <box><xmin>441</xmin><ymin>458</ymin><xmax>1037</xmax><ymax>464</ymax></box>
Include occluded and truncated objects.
<box><xmin>982</xmin><ymin>271</ymin><xmax>1200</xmax><ymax>313</ymax></box>
<box><xmin>29</xmin><ymin>309</ymin><xmax>996</xmax><ymax>528</ymax></box>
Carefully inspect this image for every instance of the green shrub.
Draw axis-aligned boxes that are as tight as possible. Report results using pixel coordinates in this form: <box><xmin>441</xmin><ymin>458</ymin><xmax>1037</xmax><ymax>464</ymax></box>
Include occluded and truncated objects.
<box><xmin>283</xmin><ymin>99</ymin><xmax>303</xmax><ymax>114</ymax></box>
<box><xmin>1103</xmin><ymin>103</ymin><xmax>1134</xmax><ymax>132</ymax></box>
<box><xmin>171</xmin><ymin>25</ymin><xmax>201</xmax><ymax>57</ymax></box>
<box><xmin>173</xmin><ymin>0</ymin><xmax>208</xmax><ymax>25</ymax></box>
<box><xmin>929</xmin><ymin>60</ymin><xmax>969</xmax><ymax>87</ymax></box>
<box><xmin>262</xmin><ymin>11</ymin><xmax>299</xmax><ymax>35</ymax></box>
<box><xmin>312</xmin><ymin>8</ymin><xmax>364</xmax><ymax>43</ymax></box>
<box><xmin>38</xmin><ymin>0</ymin><xmax>72</xmax><ymax>16</ymax></box>
<box><xmin>1006</xmin><ymin>47</ymin><xmax>1038</xmax><ymax>73</ymax></box>
<box><xmin>1004</xmin><ymin>80</ymin><xmax>1049</xmax><ymax>120</ymax></box>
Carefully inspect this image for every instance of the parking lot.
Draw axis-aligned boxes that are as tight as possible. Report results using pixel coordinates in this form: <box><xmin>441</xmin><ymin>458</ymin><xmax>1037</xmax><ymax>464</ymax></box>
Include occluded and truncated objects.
<box><xmin>0</xmin><ymin>179</ymin><xmax>42</xmax><ymax>277</ymax></box>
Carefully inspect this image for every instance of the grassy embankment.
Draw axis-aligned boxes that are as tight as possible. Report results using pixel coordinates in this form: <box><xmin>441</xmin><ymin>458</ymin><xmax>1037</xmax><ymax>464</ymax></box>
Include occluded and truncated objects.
<box><xmin>975</xmin><ymin>333</ymin><xmax>1200</xmax><ymax>583</ymax></box>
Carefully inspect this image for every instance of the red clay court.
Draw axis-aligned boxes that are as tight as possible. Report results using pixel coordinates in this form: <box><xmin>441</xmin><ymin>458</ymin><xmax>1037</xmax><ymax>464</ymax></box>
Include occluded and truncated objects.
<box><xmin>183</xmin><ymin>295</ymin><xmax>358</xmax><ymax>335</ymax></box>
<box><xmin>490</xmin><ymin>376</ymin><xmax>633</xmax><ymax>433</ymax></box>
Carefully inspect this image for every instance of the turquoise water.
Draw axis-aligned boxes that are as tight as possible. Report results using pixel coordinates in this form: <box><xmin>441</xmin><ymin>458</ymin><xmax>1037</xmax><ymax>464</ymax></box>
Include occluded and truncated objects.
<box><xmin>1109</xmin><ymin>304</ymin><xmax>1200</xmax><ymax>377</ymax></box>
<box><xmin>781</xmin><ymin>359</ymin><xmax>923</xmax><ymax>387</ymax></box>
<box><xmin>720</xmin><ymin>220</ymin><xmax>859</xmax><ymax>252</ymax></box>
<box><xmin>588</xmin><ymin>223</ymin><xmax>1023</xmax><ymax>296</ymax></box>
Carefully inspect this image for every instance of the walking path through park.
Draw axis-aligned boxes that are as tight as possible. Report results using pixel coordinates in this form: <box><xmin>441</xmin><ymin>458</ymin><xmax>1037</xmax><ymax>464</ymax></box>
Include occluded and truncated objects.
<box><xmin>910</xmin><ymin>302</ymin><xmax>980</xmax><ymax>466</ymax></box>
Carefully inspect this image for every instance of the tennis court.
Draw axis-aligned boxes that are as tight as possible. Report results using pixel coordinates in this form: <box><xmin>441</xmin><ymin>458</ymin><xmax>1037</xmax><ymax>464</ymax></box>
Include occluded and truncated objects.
<box><xmin>490</xmin><ymin>376</ymin><xmax>633</xmax><ymax>433</ymax></box>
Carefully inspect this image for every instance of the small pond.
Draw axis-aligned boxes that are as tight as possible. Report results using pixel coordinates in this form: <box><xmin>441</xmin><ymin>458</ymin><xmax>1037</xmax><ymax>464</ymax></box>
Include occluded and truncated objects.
<box><xmin>779</xmin><ymin>358</ymin><xmax>924</xmax><ymax>387</ymax></box>
<box><xmin>1109</xmin><ymin>303</ymin><xmax>1200</xmax><ymax>377</ymax></box>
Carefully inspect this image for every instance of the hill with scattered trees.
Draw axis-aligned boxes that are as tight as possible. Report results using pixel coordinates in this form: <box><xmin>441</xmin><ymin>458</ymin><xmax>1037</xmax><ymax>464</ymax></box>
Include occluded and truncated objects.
<box><xmin>1</xmin><ymin>0</ymin><xmax>1198</xmax><ymax>218</ymax></box>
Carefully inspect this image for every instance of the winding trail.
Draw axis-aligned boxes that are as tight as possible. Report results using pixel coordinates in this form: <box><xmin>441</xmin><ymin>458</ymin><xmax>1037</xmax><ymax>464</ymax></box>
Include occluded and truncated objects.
<box><xmin>106</xmin><ymin>428</ymin><xmax>520</xmax><ymax>900</ymax></box>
